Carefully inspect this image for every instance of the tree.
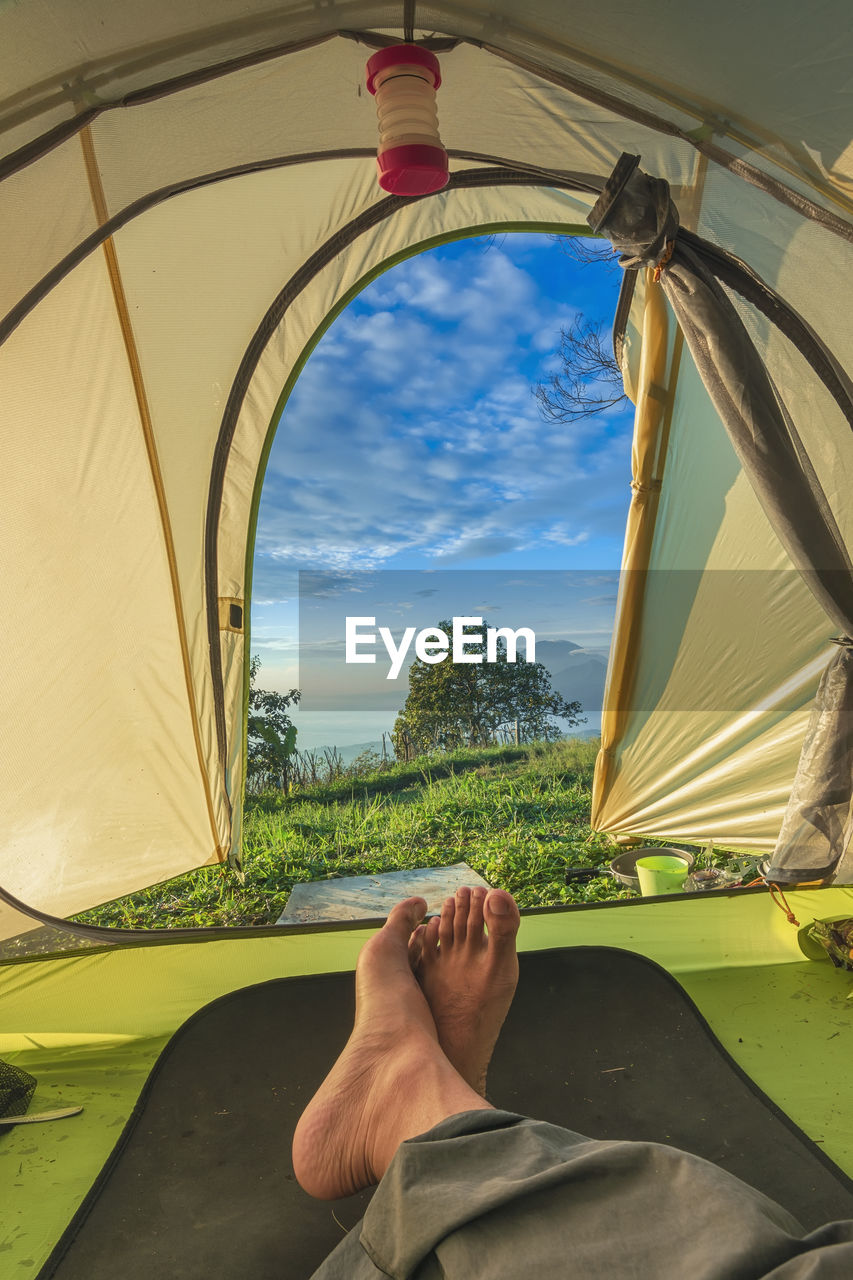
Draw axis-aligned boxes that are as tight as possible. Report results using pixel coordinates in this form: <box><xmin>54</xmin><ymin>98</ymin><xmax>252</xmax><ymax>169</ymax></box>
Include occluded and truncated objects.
<box><xmin>552</xmin><ymin>235</ymin><xmax>619</xmax><ymax>270</ymax></box>
<box><xmin>246</xmin><ymin>656</ymin><xmax>300</xmax><ymax>791</ymax></box>
<box><xmin>534</xmin><ymin>315</ymin><xmax>627</xmax><ymax>423</ymax></box>
<box><xmin>534</xmin><ymin>234</ymin><xmax>627</xmax><ymax>424</ymax></box>
<box><xmin>392</xmin><ymin>622</ymin><xmax>584</xmax><ymax>758</ymax></box>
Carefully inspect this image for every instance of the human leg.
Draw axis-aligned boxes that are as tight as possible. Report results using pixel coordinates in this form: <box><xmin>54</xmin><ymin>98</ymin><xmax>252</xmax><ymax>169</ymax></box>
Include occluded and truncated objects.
<box><xmin>297</xmin><ymin>893</ymin><xmax>853</xmax><ymax>1278</ymax></box>
<box><xmin>291</xmin><ymin>896</ymin><xmax>493</xmax><ymax>1201</ymax></box>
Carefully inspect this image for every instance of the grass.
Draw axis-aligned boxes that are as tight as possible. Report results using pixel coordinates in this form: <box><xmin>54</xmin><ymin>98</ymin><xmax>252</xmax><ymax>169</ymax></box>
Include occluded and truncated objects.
<box><xmin>74</xmin><ymin>738</ymin><xmax>636</xmax><ymax>931</ymax></box>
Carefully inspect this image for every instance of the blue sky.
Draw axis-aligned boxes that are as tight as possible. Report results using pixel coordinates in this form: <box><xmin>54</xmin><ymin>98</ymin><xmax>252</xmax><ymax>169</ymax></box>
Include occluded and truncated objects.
<box><xmin>250</xmin><ymin>232</ymin><xmax>634</xmax><ymax>747</ymax></box>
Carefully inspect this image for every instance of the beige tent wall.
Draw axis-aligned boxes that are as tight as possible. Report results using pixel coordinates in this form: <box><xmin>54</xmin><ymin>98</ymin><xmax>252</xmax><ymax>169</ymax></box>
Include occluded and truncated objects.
<box><xmin>592</xmin><ymin>351</ymin><xmax>836</xmax><ymax>847</ymax></box>
<box><xmin>5</xmin><ymin>38</ymin><xmax>702</xmax><ymax>325</ymax></box>
<box><xmin>0</xmin><ymin>250</ymin><xmax>222</xmax><ymax>943</ymax></box>
<box><xmin>2</xmin><ymin>139</ymin><xmax>100</xmax><ymax>322</ymax></box>
<box><xmin>2</xmin><ymin>7</ymin><xmax>852</xmax><ymax>935</ymax></box>
<box><xmin>592</xmin><ymin>153</ymin><xmax>853</xmax><ymax>859</ymax></box>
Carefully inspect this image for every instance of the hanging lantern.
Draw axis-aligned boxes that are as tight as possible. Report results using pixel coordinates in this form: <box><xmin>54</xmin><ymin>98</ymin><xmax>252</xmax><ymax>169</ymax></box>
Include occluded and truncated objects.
<box><xmin>366</xmin><ymin>45</ymin><xmax>449</xmax><ymax>196</ymax></box>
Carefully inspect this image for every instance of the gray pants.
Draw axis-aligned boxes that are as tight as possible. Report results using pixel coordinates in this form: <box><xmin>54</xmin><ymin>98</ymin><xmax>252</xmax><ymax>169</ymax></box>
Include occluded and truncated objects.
<box><xmin>311</xmin><ymin>1110</ymin><xmax>853</xmax><ymax>1279</ymax></box>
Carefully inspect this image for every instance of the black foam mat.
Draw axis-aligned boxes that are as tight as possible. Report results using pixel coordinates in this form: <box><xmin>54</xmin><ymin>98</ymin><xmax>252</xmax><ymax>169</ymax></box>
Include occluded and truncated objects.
<box><xmin>40</xmin><ymin>947</ymin><xmax>853</xmax><ymax>1279</ymax></box>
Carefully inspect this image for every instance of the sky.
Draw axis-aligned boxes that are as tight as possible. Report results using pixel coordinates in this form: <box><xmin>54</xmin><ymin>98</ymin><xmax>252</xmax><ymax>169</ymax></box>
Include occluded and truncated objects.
<box><xmin>250</xmin><ymin>232</ymin><xmax>635</xmax><ymax>748</ymax></box>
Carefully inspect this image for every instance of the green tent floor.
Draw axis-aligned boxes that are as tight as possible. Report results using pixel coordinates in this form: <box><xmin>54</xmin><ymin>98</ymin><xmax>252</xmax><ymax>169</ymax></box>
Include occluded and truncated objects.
<box><xmin>31</xmin><ymin>948</ymin><xmax>853</xmax><ymax>1279</ymax></box>
<box><xmin>2</xmin><ymin>886</ymin><xmax>853</xmax><ymax>1276</ymax></box>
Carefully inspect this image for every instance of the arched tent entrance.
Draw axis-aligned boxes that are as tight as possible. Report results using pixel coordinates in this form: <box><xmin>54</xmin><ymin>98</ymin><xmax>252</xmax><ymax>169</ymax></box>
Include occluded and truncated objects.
<box><xmin>3</xmin><ymin>7</ymin><xmax>853</xmax><ymax>1273</ymax></box>
<box><xmin>0</xmin><ymin>165</ymin><xmax>608</xmax><ymax>946</ymax></box>
<box><xmin>213</xmin><ymin>183</ymin><xmax>605</xmax><ymax>860</ymax></box>
<box><xmin>3</xmin><ymin>8</ymin><xmax>853</xmax><ymax>942</ymax></box>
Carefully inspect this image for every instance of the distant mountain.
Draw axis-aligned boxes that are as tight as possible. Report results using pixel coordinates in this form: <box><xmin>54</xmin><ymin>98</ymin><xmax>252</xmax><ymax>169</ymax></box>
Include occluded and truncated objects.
<box><xmin>534</xmin><ymin>639</ymin><xmax>608</xmax><ymax>715</ymax></box>
<box><xmin>533</xmin><ymin>639</ymin><xmax>581</xmax><ymax>665</ymax></box>
<box><xmin>300</xmin><ymin>739</ymin><xmax>386</xmax><ymax>764</ymax></box>
<box><xmin>550</xmin><ymin>651</ymin><xmax>608</xmax><ymax>714</ymax></box>
<box><xmin>303</xmin><ymin>640</ymin><xmax>609</xmax><ymax>758</ymax></box>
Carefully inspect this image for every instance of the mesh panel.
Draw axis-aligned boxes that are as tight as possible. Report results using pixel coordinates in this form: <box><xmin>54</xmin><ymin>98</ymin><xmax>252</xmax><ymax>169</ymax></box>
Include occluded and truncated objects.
<box><xmin>0</xmin><ymin>921</ymin><xmax>109</xmax><ymax>961</ymax></box>
<box><xmin>0</xmin><ymin>1059</ymin><xmax>36</xmax><ymax>1118</ymax></box>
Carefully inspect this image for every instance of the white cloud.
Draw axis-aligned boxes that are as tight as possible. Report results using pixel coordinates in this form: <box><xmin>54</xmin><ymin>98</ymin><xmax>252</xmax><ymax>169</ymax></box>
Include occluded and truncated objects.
<box><xmin>369</xmin><ymin>247</ymin><xmax>536</xmax><ymax>330</ymax></box>
<box><xmin>543</xmin><ymin>525</ymin><xmax>591</xmax><ymax>547</ymax></box>
<box><xmin>253</xmin><ymin>237</ymin><xmax>634</xmax><ymax>578</ymax></box>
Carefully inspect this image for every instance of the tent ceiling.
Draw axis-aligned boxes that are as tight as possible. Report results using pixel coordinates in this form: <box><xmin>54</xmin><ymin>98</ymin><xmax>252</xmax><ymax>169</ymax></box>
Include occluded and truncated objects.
<box><xmin>3</xmin><ymin>3</ymin><xmax>852</xmax><ymax>192</ymax></box>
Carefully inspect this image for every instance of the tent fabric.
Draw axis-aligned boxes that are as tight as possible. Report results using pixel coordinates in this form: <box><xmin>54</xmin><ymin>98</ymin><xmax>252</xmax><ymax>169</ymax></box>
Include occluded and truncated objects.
<box><xmin>1</xmin><ymin>4</ymin><xmax>853</xmax><ymax>933</ymax></box>
<box><xmin>588</xmin><ymin>156</ymin><xmax>853</xmax><ymax>883</ymax></box>
<box><xmin>590</xmin><ymin>160</ymin><xmax>853</xmax><ymax>854</ymax></box>
<box><xmin>3</xmin><ymin>885</ymin><xmax>853</xmax><ymax>1277</ymax></box>
<box><xmin>33</xmin><ymin>949</ymin><xmax>853</xmax><ymax>1279</ymax></box>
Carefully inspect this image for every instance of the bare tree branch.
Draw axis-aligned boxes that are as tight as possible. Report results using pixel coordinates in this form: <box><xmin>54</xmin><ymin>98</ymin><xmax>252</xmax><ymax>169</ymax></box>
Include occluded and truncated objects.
<box><xmin>550</xmin><ymin>235</ymin><xmax>619</xmax><ymax>271</ymax></box>
<box><xmin>535</xmin><ymin>315</ymin><xmax>628</xmax><ymax>423</ymax></box>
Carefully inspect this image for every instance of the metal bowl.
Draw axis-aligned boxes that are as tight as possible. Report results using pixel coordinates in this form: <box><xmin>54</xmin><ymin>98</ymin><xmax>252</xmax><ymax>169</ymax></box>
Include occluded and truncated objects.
<box><xmin>609</xmin><ymin>846</ymin><xmax>695</xmax><ymax>892</ymax></box>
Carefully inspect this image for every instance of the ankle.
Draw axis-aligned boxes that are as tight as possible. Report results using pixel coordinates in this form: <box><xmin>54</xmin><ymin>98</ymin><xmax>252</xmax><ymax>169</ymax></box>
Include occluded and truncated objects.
<box><xmin>368</xmin><ymin>1045</ymin><xmax>492</xmax><ymax>1179</ymax></box>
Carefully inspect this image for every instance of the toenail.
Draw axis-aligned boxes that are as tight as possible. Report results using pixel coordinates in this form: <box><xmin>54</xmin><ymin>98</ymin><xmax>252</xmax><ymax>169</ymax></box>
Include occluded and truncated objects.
<box><xmin>488</xmin><ymin>893</ymin><xmax>512</xmax><ymax>914</ymax></box>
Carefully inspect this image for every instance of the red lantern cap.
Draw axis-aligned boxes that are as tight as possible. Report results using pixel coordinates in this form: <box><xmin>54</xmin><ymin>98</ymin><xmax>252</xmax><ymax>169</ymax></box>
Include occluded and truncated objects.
<box><xmin>366</xmin><ymin>44</ymin><xmax>442</xmax><ymax>94</ymax></box>
<box><xmin>376</xmin><ymin>144</ymin><xmax>449</xmax><ymax>196</ymax></box>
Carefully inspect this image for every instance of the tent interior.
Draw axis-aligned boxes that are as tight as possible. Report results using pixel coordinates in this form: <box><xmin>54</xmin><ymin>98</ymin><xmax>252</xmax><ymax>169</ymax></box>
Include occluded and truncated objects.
<box><xmin>2</xmin><ymin>2</ymin><xmax>853</xmax><ymax>1275</ymax></box>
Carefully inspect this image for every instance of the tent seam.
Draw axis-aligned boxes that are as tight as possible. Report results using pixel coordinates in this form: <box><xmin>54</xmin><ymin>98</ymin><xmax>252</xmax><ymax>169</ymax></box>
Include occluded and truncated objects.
<box><xmin>0</xmin><ymin>881</ymin><xmax>776</xmax><ymax>964</ymax></box>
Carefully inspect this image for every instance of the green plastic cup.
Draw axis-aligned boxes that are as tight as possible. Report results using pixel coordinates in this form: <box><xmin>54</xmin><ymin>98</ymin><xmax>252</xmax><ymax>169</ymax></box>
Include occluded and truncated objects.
<box><xmin>636</xmin><ymin>855</ymin><xmax>688</xmax><ymax>896</ymax></box>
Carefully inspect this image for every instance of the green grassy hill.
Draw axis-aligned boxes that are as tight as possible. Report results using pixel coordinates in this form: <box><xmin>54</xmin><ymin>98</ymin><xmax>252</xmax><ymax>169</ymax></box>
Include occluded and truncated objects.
<box><xmin>76</xmin><ymin>738</ymin><xmax>633</xmax><ymax>930</ymax></box>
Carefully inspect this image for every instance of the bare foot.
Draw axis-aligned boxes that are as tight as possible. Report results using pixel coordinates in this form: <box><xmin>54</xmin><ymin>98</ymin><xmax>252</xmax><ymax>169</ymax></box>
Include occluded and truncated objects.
<box><xmin>292</xmin><ymin>897</ymin><xmax>492</xmax><ymax>1200</ymax></box>
<box><xmin>409</xmin><ymin>887</ymin><xmax>520</xmax><ymax>1094</ymax></box>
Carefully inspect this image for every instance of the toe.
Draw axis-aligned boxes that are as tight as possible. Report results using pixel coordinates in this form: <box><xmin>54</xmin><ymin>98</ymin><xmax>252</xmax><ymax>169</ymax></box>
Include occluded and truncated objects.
<box><xmin>408</xmin><ymin>922</ymin><xmax>426</xmax><ymax>970</ymax></box>
<box><xmin>453</xmin><ymin>886</ymin><xmax>471</xmax><ymax>940</ymax></box>
<box><xmin>468</xmin><ymin>887</ymin><xmax>487</xmax><ymax>939</ymax></box>
<box><xmin>412</xmin><ymin>917</ymin><xmax>440</xmax><ymax>977</ymax></box>
<box><xmin>384</xmin><ymin>897</ymin><xmax>428</xmax><ymax>945</ymax></box>
<box><xmin>484</xmin><ymin>890</ymin><xmax>520</xmax><ymax>947</ymax></box>
<box><xmin>424</xmin><ymin>915</ymin><xmax>441</xmax><ymax>951</ymax></box>
<box><xmin>438</xmin><ymin>895</ymin><xmax>455</xmax><ymax>948</ymax></box>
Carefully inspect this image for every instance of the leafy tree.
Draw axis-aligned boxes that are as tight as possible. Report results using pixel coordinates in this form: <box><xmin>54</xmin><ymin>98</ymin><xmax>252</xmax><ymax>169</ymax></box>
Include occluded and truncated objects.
<box><xmin>246</xmin><ymin>656</ymin><xmax>300</xmax><ymax>790</ymax></box>
<box><xmin>393</xmin><ymin>622</ymin><xmax>584</xmax><ymax>758</ymax></box>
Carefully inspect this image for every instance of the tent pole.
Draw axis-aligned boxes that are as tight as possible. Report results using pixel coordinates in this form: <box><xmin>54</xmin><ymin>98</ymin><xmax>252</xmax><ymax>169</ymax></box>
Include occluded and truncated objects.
<box><xmin>591</xmin><ymin>156</ymin><xmax>708</xmax><ymax>833</ymax></box>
